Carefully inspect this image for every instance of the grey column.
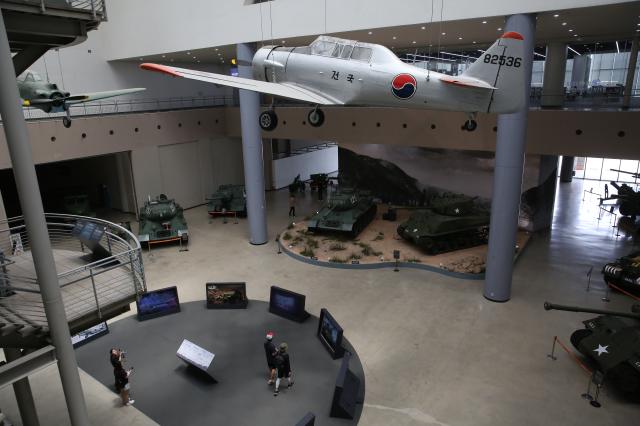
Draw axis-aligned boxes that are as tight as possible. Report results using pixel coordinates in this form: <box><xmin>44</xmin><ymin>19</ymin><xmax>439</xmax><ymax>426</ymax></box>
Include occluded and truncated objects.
<box><xmin>237</xmin><ymin>43</ymin><xmax>268</xmax><ymax>245</ymax></box>
<box><xmin>4</xmin><ymin>348</ymin><xmax>39</xmax><ymax>426</ymax></box>
<box><xmin>483</xmin><ymin>14</ymin><xmax>536</xmax><ymax>302</ymax></box>
<box><xmin>541</xmin><ymin>42</ymin><xmax>567</xmax><ymax>108</ymax></box>
<box><xmin>0</xmin><ymin>11</ymin><xmax>90</xmax><ymax>426</ymax></box>
<box><xmin>623</xmin><ymin>38</ymin><xmax>639</xmax><ymax>109</ymax></box>
<box><xmin>570</xmin><ymin>55</ymin><xmax>591</xmax><ymax>93</ymax></box>
<box><xmin>559</xmin><ymin>156</ymin><xmax>575</xmax><ymax>183</ymax></box>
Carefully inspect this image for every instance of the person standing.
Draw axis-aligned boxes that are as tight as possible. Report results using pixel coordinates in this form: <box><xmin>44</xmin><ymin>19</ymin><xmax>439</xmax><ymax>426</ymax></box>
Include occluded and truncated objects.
<box><xmin>114</xmin><ymin>363</ymin><xmax>135</xmax><ymax>406</ymax></box>
<box><xmin>288</xmin><ymin>194</ymin><xmax>296</xmax><ymax>217</ymax></box>
<box><xmin>273</xmin><ymin>342</ymin><xmax>293</xmax><ymax>396</ymax></box>
<box><xmin>110</xmin><ymin>348</ymin><xmax>124</xmax><ymax>392</ymax></box>
<box><xmin>264</xmin><ymin>332</ymin><xmax>277</xmax><ymax>385</ymax></box>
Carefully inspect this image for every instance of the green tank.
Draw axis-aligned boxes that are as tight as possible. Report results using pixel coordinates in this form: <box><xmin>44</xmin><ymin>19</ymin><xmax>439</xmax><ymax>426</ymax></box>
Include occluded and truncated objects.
<box><xmin>397</xmin><ymin>194</ymin><xmax>490</xmax><ymax>255</ymax></box>
<box><xmin>544</xmin><ymin>302</ymin><xmax>640</xmax><ymax>394</ymax></box>
<box><xmin>207</xmin><ymin>185</ymin><xmax>247</xmax><ymax>217</ymax></box>
<box><xmin>63</xmin><ymin>193</ymin><xmax>95</xmax><ymax>217</ymax></box>
<box><xmin>137</xmin><ymin>194</ymin><xmax>188</xmax><ymax>245</ymax></box>
<box><xmin>307</xmin><ymin>187</ymin><xmax>377</xmax><ymax>238</ymax></box>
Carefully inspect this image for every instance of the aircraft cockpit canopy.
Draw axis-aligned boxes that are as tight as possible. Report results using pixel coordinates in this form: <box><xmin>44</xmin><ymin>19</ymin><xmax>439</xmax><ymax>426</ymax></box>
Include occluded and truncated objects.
<box><xmin>305</xmin><ymin>36</ymin><xmax>374</xmax><ymax>63</ymax></box>
<box><xmin>19</xmin><ymin>70</ymin><xmax>44</xmax><ymax>83</ymax></box>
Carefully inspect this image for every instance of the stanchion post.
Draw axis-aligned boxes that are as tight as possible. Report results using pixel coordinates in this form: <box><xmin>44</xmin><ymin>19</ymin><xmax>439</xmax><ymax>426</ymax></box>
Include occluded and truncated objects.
<box><xmin>581</xmin><ymin>375</ymin><xmax>594</xmax><ymax>401</ymax></box>
<box><xmin>276</xmin><ymin>237</ymin><xmax>281</xmax><ymax>254</ymax></box>
<box><xmin>602</xmin><ymin>283</ymin><xmax>610</xmax><ymax>303</ymax></box>
<box><xmin>585</xmin><ymin>266</ymin><xmax>593</xmax><ymax>292</ymax></box>
<box><xmin>547</xmin><ymin>336</ymin><xmax>558</xmax><ymax>360</ymax></box>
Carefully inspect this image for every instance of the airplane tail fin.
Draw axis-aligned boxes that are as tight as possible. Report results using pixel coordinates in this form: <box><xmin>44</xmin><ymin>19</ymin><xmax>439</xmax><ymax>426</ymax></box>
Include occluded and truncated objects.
<box><xmin>462</xmin><ymin>32</ymin><xmax>526</xmax><ymax>113</ymax></box>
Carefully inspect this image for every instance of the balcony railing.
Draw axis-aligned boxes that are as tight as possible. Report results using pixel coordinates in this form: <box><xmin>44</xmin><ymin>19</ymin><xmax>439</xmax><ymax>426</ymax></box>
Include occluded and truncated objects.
<box><xmin>0</xmin><ymin>0</ymin><xmax>107</xmax><ymax>20</ymax></box>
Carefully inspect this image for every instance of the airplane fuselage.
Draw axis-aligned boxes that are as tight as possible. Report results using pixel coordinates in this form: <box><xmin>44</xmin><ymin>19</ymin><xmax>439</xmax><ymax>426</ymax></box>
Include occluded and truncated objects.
<box><xmin>252</xmin><ymin>46</ymin><xmax>491</xmax><ymax>113</ymax></box>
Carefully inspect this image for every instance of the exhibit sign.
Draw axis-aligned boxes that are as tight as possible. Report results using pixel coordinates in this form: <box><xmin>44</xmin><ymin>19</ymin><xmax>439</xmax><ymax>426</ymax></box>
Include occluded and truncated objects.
<box><xmin>71</xmin><ymin>322</ymin><xmax>109</xmax><ymax>348</ymax></box>
<box><xmin>269</xmin><ymin>286</ymin><xmax>310</xmax><ymax>322</ymax></box>
<box><xmin>317</xmin><ymin>308</ymin><xmax>345</xmax><ymax>359</ymax></box>
<box><xmin>206</xmin><ymin>282</ymin><xmax>248</xmax><ymax>309</ymax></box>
<box><xmin>330</xmin><ymin>353</ymin><xmax>361</xmax><ymax>420</ymax></box>
<box><xmin>136</xmin><ymin>286</ymin><xmax>181</xmax><ymax>321</ymax></box>
<box><xmin>176</xmin><ymin>339</ymin><xmax>215</xmax><ymax>372</ymax></box>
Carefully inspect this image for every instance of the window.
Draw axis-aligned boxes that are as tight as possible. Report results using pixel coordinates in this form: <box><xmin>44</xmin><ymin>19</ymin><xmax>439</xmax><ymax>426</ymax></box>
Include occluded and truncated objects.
<box><xmin>340</xmin><ymin>45</ymin><xmax>354</xmax><ymax>59</ymax></box>
<box><xmin>350</xmin><ymin>46</ymin><xmax>372</xmax><ymax>62</ymax></box>
<box><xmin>310</xmin><ymin>40</ymin><xmax>337</xmax><ymax>56</ymax></box>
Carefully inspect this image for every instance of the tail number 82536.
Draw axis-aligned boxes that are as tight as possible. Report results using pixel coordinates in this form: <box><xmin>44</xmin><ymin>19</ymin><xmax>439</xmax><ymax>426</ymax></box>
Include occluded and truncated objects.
<box><xmin>484</xmin><ymin>54</ymin><xmax>522</xmax><ymax>67</ymax></box>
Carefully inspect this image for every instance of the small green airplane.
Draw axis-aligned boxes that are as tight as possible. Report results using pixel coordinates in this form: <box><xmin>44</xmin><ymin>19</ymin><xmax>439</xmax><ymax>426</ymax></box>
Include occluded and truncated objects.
<box><xmin>18</xmin><ymin>70</ymin><xmax>145</xmax><ymax>128</ymax></box>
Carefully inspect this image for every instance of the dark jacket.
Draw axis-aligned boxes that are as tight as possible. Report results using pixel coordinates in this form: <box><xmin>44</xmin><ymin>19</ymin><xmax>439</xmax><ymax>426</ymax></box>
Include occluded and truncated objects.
<box><xmin>264</xmin><ymin>341</ymin><xmax>277</xmax><ymax>365</ymax></box>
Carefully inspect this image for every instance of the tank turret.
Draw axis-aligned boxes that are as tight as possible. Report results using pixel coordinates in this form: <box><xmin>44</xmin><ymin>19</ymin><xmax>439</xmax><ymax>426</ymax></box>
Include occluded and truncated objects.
<box><xmin>544</xmin><ymin>301</ymin><xmax>640</xmax><ymax>394</ymax></box>
<box><xmin>602</xmin><ymin>251</ymin><xmax>640</xmax><ymax>296</ymax></box>
<box><xmin>207</xmin><ymin>184</ymin><xmax>247</xmax><ymax>217</ymax></box>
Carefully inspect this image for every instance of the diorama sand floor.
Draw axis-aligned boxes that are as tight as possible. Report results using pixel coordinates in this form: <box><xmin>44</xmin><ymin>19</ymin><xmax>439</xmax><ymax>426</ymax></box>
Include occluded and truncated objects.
<box><xmin>281</xmin><ymin>208</ymin><xmax>530</xmax><ymax>274</ymax></box>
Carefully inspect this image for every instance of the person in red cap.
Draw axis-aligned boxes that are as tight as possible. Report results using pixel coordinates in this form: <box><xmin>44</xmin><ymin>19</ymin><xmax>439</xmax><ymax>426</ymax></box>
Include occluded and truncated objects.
<box><xmin>264</xmin><ymin>331</ymin><xmax>277</xmax><ymax>385</ymax></box>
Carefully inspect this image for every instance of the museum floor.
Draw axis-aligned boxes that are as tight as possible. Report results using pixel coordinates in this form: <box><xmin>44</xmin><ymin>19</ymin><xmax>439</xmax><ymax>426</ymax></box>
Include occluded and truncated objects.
<box><xmin>0</xmin><ymin>178</ymin><xmax>638</xmax><ymax>426</ymax></box>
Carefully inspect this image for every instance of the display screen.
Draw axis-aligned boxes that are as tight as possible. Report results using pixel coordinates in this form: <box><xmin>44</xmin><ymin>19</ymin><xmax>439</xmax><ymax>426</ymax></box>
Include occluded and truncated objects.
<box><xmin>317</xmin><ymin>308</ymin><xmax>344</xmax><ymax>358</ymax></box>
<box><xmin>137</xmin><ymin>286</ymin><xmax>181</xmax><ymax>320</ymax></box>
<box><xmin>72</xmin><ymin>221</ymin><xmax>104</xmax><ymax>242</ymax></box>
<box><xmin>71</xmin><ymin>322</ymin><xmax>109</xmax><ymax>348</ymax></box>
<box><xmin>269</xmin><ymin>286</ymin><xmax>308</xmax><ymax>322</ymax></box>
<box><xmin>206</xmin><ymin>282</ymin><xmax>248</xmax><ymax>309</ymax></box>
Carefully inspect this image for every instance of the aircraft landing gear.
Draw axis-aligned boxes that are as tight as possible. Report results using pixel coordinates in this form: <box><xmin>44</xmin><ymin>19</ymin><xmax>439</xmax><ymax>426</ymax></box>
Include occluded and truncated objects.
<box><xmin>462</xmin><ymin>113</ymin><xmax>477</xmax><ymax>132</ymax></box>
<box><xmin>62</xmin><ymin>108</ymin><xmax>72</xmax><ymax>128</ymax></box>
<box><xmin>308</xmin><ymin>107</ymin><xmax>325</xmax><ymax>127</ymax></box>
<box><xmin>259</xmin><ymin>110</ymin><xmax>278</xmax><ymax>131</ymax></box>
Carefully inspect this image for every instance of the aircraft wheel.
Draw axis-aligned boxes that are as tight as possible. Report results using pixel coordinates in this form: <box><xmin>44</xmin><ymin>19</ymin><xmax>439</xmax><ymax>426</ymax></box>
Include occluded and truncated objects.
<box><xmin>308</xmin><ymin>108</ymin><xmax>325</xmax><ymax>127</ymax></box>
<box><xmin>62</xmin><ymin>116</ymin><xmax>72</xmax><ymax>128</ymax></box>
<box><xmin>463</xmin><ymin>120</ymin><xmax>477</xmax><ymax>131</ymax></box>
<box><xmin>259</xmin><ymin>110</ymin><xmax>278</xmax><ymax>131</ymax></box>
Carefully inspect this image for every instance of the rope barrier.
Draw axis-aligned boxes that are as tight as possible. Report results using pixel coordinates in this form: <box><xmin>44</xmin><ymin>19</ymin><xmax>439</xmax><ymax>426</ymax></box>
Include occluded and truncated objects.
<box><xmin>549</xmin><ymin>336</ymin><xmax>592</xmax><ymax>375</ymax></box>
<box><xmin>606</xmin><ymin>281</ymin><xmax>640</xmax><ymax>302</ymax></box>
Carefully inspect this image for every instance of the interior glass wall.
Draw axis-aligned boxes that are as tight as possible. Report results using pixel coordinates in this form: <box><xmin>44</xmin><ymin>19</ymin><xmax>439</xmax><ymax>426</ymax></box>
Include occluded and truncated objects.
<box><xmin>573</xmin><ymin>157</ymin><xmax>640</xmax><ymax>183</ymax></box>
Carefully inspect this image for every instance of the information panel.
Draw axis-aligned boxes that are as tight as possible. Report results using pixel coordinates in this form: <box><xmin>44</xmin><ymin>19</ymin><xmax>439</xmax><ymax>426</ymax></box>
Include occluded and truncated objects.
<box><xmin>176</xmin><ymin>339</ymin><xmax>215</xmax><ymax>372</ymax></box>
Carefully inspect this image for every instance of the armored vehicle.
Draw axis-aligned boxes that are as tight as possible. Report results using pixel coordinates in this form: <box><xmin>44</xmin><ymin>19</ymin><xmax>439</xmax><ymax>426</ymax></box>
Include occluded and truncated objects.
<box><xmin>137</xmin><ymin>194</ymin><xmax>188</xmax><ymax>245</ymax></box>
<box><xmin>609</xmin><ymin>182</ymin><xmax>640</xmax><ymax>217</ymax></box>
<box><xmin>307</xmin><ymin>188</ymin><xmax>376</xmax><ymax>237</ymax></box>
<box><xmin>207</xmin><ymin>185</ymin><xmax>247</xmax><ymax>217</ymax></box>
<box><xmin>289</xmin><ymin>174</ymin><xmax>306</xmax><ymax>193</ymax></box>
<box><xmin>603</xmin><ymin>251</ymin><xmax>640</xmax><ymax>296</ymax></box>
<box><xmin>397</xmin><ymin>194</ymin><xmax>490</xmax><ymax>255</ymax></box>
<box><xmin>63</xmin><ymin>193</ymin><xmax>95</xmax><ymax>217</ymax></box>
<box><xmin>309</xmin><ymin>173</ymin><xmax>328</xmax><ymax>191</ymax></box>
<box><xmin>544</xmin><ymin>301</ymin><xmax>640</xmax><ymax>394</ymax></box>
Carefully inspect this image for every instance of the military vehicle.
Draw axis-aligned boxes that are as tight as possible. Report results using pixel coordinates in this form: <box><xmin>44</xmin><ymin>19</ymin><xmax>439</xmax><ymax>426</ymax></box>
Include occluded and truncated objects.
<box><xmin>544</xmin><ymin>301</ymin><xmax>640</xmax><ymax>394</ymax></box>
<box><xmin>397</xmin><ymin>194</ymin><xmax>490</xmax><ymax>255</ymax></box>
<box><xmin>603</xmin><ymin>251</ymin><xmax>640</xmax><ymax>296</ymax></box>
<box><xmin>137</xmin><ymin>194</ymin><xmax>188</xmax><ymax>245</ymax></box>
<box><xmin>307</xmin><ymin>188</ymin><xmax>376</xmax><ymax>237</ymax></box>
<box><xmin>601</xmin><ymin>170</ymin><xmax>640</xmax><ymax>218</ymax></box>
<box><xmin>289</xmin><ymin>174</ymin><xmax>306</xmax><ymax>193</ymax></box>
<box><xmin>207</xmin><ymin>185</ymin><xmax>247</xmax><ymax>217</ymax></box>
<box><xmin>63</xmin><ymin>193</ymin><xmax>95</xmax><ymax>217</ymax></box>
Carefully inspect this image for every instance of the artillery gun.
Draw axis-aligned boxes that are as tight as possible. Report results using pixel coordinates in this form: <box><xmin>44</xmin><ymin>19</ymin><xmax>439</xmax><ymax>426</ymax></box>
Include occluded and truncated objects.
<box><xmin>289</xmin><ymin>174</ymin><xmax>306</xmax><ymax>194</ymax></box>
<box><xmin>397</xmin><ymin>193</ymin><xmax>490</xmax><ymax>255</ymax></box>
<box><xmin>137</xmin><ymin>194</ymin><xmax>189</xmax><ymax>245</ymax></box>
<box><xmin>602</xmin><ymin>169</ymin><xmax>640</xmax><ymax>217</ymax></box>
<box><xmin>544</xmin><ymin>301</ymin><xmax>640</xmax><ymax>394</ymax></box>
<box><xmin>207</xmin><ymin>185</ymin><xmax>247</xmax><ymax>217</ymax></box>
<box><xmin>307</xmin><ymin>187</ymin><xmax>376</xmax><ymax>238</ymax></box>
<box><xmin>602</xmin><ymin>251</ymin><xmax>640</xmax><ymax>296</ymax></box>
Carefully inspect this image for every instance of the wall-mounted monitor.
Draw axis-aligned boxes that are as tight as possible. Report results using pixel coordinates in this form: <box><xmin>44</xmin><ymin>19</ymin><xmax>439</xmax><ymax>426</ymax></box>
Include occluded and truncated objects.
<box><xmin>206</xmin><ymin>282</ymin><xmax>248</xmax><ymax>309</ymax></box>
<box><xmin>71</xmin><ymin>321</ymin><xmax>109</xmax><ymax>348</ymax></box>
<box><xmin>137</xmin><ymin>286</ymin><xmax>181</xmax><ymax>321</ymax></box>
<box><xmin>330</xmin><ymin>353</ymin><xmax>361</xmax><ymax>420</ymax></box>
<box><xmin>317</xmin><ymin>308</ymin><xmax>345</xmax><ymax>359</ymax></box>
<box><xmin>268</xmin><ymin>286</ymin><xmax>309</xmax><ymax>322</ymax></box>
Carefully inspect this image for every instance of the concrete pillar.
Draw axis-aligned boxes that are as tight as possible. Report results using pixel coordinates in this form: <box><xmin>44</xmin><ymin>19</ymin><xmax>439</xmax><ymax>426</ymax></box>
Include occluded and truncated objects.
<box><xmin>623</xmin><ymin>38</ymin><xmax>639</xmax><ymax>109</ymax></box>
<box><xmin>0</xmin><ymin>11</ymin><xmax>90</xmax><ymax>425</ymax></box>
<box><xmin>237</xmin><ymin>43</ymin><xmax>268</xmax><ymax>245</ymax></box>
<box><xmin>0</xmin><ymin>187</ymin><xmax>11</xmax><ymax>254</ymax></box>
<box><xmin>560</xmin><ymin>156</ymin><xmax>575</xmax><ymax>183</ymax></box>
<box><xmin>570</xmin><ymin>55</ymin><xmax>591</xmax><ymax>93</ymax></box>
<box><xmin>4</xmin><ymin>348</ymin><xmax>40</xmax><ymax>426</ymax></box>
<box><xmin>483</xmin><ymin>14</ymin><xmax>536</xmax><ymax>303</ymax></box>
<box><xmin>541</xmin><ymin>42</ymin><xmax>567</xmax><ymax>107</ymax></box>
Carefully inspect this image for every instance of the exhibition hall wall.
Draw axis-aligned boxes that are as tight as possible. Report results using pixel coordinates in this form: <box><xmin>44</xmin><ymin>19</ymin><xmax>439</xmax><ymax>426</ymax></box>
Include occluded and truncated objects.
<box><xmin>271</xmin><ymin>146</ymin><xmax>338</xmax><ymax>189</ymax></box>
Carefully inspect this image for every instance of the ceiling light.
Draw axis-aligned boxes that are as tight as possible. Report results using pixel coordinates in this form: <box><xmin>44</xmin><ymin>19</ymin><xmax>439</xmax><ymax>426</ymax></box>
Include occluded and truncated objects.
<box><xmin>412</xmin><ymin>41</ymin><xmax>416</xmax><ymax>44</ymax></box>
<box><xmin>218</xmin><ymin>53</ymin><xmax>221</xmax><ymax>56</ymax></box>
<box><xmin>139</xmin><ymin>57</ymin><xmax>143</xmax><ymax>61</ymax></box>
<box><xmin>562</xmin><ymin>22</ymin><xmax>567</xmax><ymax>26</ymax></box>
<box><xmin>472</xmin><ymin>41</ymin><xmax>476</xmax><ymax>44</ymax></box>
<box><xmin>458</xmin><ymin>37</ymin><xmax>463</xmax><ymax>40</ymax></box>
<box><xmin>392</xmin><ymin>36</ymin><xmax>397</xmax><ymax>39</ymax></box>
<box><xmin>197</xmin><ymin>60</ymin><xmax>201</xmax><ymax>63</ymax></box>
<box><xmin>637</xmin><ymin>29</ymin><xmax>640</xmax><ymax>32</ymax></box>
<box><xmin>497</xmin><ymin>28</ymin><xmax>502</xmax><ymax>31</ymax></box>
<box><xmin>573</xmin><ymin>34</ymin><xmax>578</xmax><ymax>37</ymax></box>
<box><xmin>170</xmin><ymin>59</ymin><xmax>174</xmax><ymax>62</ymax></box>
<box><xmin>568</xmin><ymin>29</ymin><xmax>573</xmax><ymax>32</ymax></box>
<box><xmin>553</xmin><ymin>14</ymin><xmax>559</xmax><ymax>18</ymax></box>
<box><xmin>441</xmin><ymin>32</ymin><xmax>446</xmax><ymax>35</ymax></box>
<box><xmin>162</xmin><ymin>55</ymin><xmax>166</xmax><ymax>58</ymax></box>
<box><xmin>368</xmin><ymin>31</ymin><xmax>372</xmax><ymax>35</ymax></box>
<box><xmin>421</xmin><ymin>26</ymin><xmax>426</xmax><ymax>30</ymax></box>
<box><xmin>187</xmin><ymin>52</ymin><xmax>191</xmax><ymax>55</ymax></box>
<box><xmin>215</xmin><ymin>48</ymin><xmax>219</xmax><ymax>51</ymax></box>
<box><xmin>281</xmin><ymin>40</ymin><xmax>286</xmax><ymax>44</ymax></box>
<box><xmin>482</xmin><ymin>21</ymin><xmax>487</xmax><ymax>24</ymax></box>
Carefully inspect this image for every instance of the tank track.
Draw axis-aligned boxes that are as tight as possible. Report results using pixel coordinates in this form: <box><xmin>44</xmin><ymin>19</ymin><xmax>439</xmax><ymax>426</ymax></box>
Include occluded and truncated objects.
<box><xmin>413</xmin><ymin>227</ymin><xmax>488</xmax><ymax>255</ymax></box>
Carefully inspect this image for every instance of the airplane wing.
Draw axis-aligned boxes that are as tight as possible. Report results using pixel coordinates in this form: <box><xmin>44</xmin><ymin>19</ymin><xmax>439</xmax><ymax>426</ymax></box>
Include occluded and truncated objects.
<box><xmin>140</xmin><ymin>63</ymin><xmax>340</xmax><ymax>105</ymax></box>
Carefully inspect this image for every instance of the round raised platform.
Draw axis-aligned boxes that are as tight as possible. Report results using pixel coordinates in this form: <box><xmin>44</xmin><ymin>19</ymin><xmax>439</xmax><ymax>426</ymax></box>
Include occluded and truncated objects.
<box><xmin>75</xmin><ymin>301</ymin><xmax>364</xmax><ymax>425</ymax></box>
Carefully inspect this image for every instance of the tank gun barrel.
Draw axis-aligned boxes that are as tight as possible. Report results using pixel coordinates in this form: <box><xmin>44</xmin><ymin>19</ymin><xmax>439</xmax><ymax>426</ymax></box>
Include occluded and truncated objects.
<box><xmin>610</xmin><ymin>169</ymin><xmax>640</xmax><ymax>179</ymax></box>
<box><xmin>544</xmin><ymin>301</ymin><xmax>640</xmax><ymax>320</ymax></box>
<box><xmin>610</xmin><ymin>181</ymin><xmax>622</xmax><ymax>190</ymax></box>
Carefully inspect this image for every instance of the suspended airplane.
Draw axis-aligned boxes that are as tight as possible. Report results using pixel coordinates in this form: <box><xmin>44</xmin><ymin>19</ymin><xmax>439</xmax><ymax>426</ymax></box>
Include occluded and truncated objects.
<box><xmin>141</xmin><ymin>32</ymin><xmax>526</xmax><ymax>132</ymax></box>
<box><xmin>18</xmin><ymin>70</ymin><xmax>145</xmax><ymax>128</ymax></box>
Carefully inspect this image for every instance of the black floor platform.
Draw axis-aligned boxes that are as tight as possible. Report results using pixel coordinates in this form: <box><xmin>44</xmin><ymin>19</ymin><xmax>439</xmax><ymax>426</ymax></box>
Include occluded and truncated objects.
<box><xmin>75</xmin><ymin>301</ymin><xmax>364</xmax><ymax>425</ymax></box>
